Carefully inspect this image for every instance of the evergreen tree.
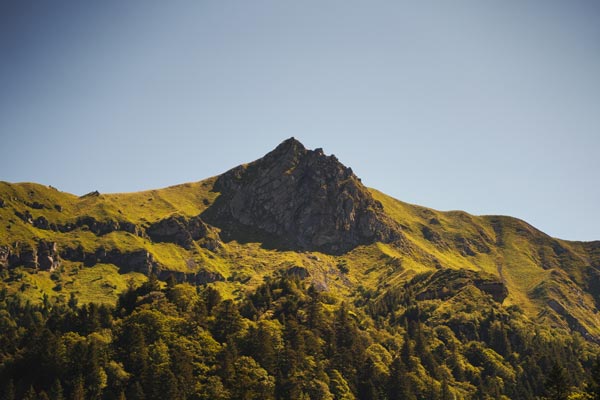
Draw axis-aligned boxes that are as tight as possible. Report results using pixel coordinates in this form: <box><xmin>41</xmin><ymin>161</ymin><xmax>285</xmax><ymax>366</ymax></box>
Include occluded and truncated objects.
<box><xmin>211</xmin><ymin>300</ymin><xmax>243</xmax><ymax>343</ymax></box>
<box><xmin>49</xmin><ymin>379</ymin><xmax>64</xmax><ymax>400</ymax></box>
<box><xmin>588</xmin><ymin>356</ymin><xmax>600</xmax><ymax>400</ymax></box>
<box><xmin>22</xmin><ymin>386</ymin><xmax>37</xmax><ymax>400</ymax></box>
<box><xmin>440</xmin><ymin>379</ymin><xmax>453</xmax><ymax>400</ymax></box>
<box><xmin>71</xmin><ymin>375</ymin><xmax>85</xmax><ymax>400</ymax></box>
<box><xmin>545</xmin><ymin>363</ymin><xmax>569</xmax><ymax>400</ymax></box>
<box><xmin>388</xmin><ymin>357</ymin><xmax>414</xmax><ymax>400</ymax></box>
<box><xmin>126</xmin><ymin>382</ymin><xmax>146</xmax><ymax>400</ymax></box>
<box><xmin>1</xmin><ymin>379</ymin><xmax>15</xmax><ymax>400</ymax></box>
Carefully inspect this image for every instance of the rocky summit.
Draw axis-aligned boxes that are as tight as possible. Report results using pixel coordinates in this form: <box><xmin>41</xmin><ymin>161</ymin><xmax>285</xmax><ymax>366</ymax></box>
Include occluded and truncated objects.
<box><xmin>202</xmin><ymin>138</ymin><xmax>402</xmax><ymax>254</ymax></box>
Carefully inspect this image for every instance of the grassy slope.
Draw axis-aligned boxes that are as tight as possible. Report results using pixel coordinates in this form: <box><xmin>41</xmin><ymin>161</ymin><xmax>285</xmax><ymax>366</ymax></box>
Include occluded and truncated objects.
<box><xmin>370</xmin><ymin>188</ymin><xmax>600</xmax><ymax>336</ymax></box>
<box><xmin>1</xmin><ymin>180</ymin><xmax>599</xmax><ymax>337</ymax></box>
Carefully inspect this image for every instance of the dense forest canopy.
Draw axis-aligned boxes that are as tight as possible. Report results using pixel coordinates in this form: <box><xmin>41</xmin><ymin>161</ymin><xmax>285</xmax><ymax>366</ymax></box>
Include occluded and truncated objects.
<box><xmin>1</xmin><ymin>271</ymin><xmax>600</xmax><ymax>400</ymax></box>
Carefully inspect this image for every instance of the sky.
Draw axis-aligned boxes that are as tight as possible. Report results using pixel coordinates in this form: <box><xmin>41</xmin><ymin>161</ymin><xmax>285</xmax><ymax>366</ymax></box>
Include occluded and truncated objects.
<box><xmin>0</xmin><ymin>1</ymin><xmax>599</xmax><ymax>241</ymax></box>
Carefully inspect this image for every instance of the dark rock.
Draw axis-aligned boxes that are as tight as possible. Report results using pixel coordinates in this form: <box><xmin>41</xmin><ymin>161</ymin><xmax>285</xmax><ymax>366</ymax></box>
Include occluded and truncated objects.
<box><xmin>157</xmin><ymin>269</ymin><xmax>225</xmax><ymax>285</ymax></box>
<box><xmin>37</xmin><ymin>241</ymin><xmax>60</xmax><ymax>271</ymax></box>
<box><xmin>119</xmin><ymin>221</ymin><xmax>141</xmax><ymax>235</ymax></box>
<box><xmin>200</xmin><ymin>238</ymin><xmax>221</xmax><ymax>251</ymax></box>
<box><xmin>454</xmin><ymin>235</ymin><xmax>491</xmax><ymax>256</ymax></box>
<box><xmin>1</xmin><ymin>242</ymin><xmax>40</xmax><ymax>269</ymax></box>
<box><xmin>158</xmin><ymin>270</ymin><xmax>188</xmax><ymax>283</ymax></box>
<box><xmin>421</xmin><ymin>226</ymin><xmax>446</xmax><ymax>247</ymax></box>
<box><xmin>77</xmin><ymin>216</ymin><xmax>119</xmax><ymax>235</ymax></box>
<box><xmin>36</xmin><ymin>216</ymin><xmax>145</xmax><ymax>237</ymax></box>
<box><xmin>60</xmin><ymin>245</ymin><xmax>159</xmax><ymax>275</ymax></box>
<box><xmin>27</xmin><ymin>201</ymin><xmax>45</xmax><ymax>209</ymax></box>
<box><xmin>0</xmin><ymin>241</ymin><xmax>60</xmax><ymax>270</ymax></box>
<box><xmin>60</xmin><ymin>245</ymin><xmax>86</xmax><ymax>262</ymax></box>
<box><xmin>18</xmin><ymin>244</ymin><xmax>38</xmax><ymax>269</ymax></box>
<box><xmin>34</xmin><ymin>216</ymin><xmax>50</xmax><ymax>230</ymax></box>
<box><xmin>194</xmin><ymin>270</ymin><xmax>225</xmax><ymax>284</ymax></box>
<box><xmin>0</xmin><ymin>246</ymin><xmax>10</xmax><ymax>268</ymax></box>
<box><xmin>57</xmin><ymin>223</ymin><xmax>77</xmax><ymax>233</ymax></box>
<box><xmin>15</xmin><ymin>210</ymin><xmax>34</xmax><ymax>224</ymax></box>
<box><xmin>54</xmin><ymin>204</ymin><xmax>62</xmax><ymax>212</ymax></box>
<box><xmin>80</xmin><ymin>191</ymin><xmax>100</xmax><ymax>198</ymax></box>
<box><xmin>552</xmin><ymin>241</ymin><xmax>568</xmax><ymax>256</ymax></box>
<box><xmin>107</xmin><ymin>249</ymin><xmax>157</xmax><ymax>275</ymax></box>
<box><xmin>473</xmin><ymin>280</ymin><xmax>508</xmax><ymax>303</ymax></box>
<box><xmin>455</xmin><ymin>237</ymin><xmax>476</xmax><ymax>256</ymax></box>
<box><xmin>147</xmin><ymin>215</ymin><xmax>214</xmax><ymax>249</ymax></box>
<box><xmin>203</xmin><ymin>137</ymin><xmax>402</xmax><ymax>254</ymax></box>
<box><xmin>0</xmin><ymin>198</ymin><xmax>5</xmax><ymax>208</ymax></box>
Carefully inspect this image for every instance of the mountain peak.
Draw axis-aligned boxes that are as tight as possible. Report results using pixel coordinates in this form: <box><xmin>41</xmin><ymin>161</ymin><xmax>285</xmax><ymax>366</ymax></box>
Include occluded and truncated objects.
<box><xmin>202</xmin><ymin>139</ymin><xmax>401</xmax><ymax>254</ymax></box>
<box><xmin>271</xmin><ymin>137</ymin><xmax>306</xmax><ymax>155</ymax></box>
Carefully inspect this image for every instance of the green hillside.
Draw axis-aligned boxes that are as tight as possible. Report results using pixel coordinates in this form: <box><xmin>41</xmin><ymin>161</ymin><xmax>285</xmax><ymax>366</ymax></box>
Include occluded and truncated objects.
<box><xmin>1</xmin><ymin>138</ymin><xmax>599</xmax><ymax>399</ymax></box>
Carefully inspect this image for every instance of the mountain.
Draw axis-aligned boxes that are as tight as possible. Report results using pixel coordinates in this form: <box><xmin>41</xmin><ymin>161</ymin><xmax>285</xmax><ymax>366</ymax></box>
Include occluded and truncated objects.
<box><xmin>1</xmin><ymin>137</ymin><xmax>598</xmax><ymax>335</ymax></box>
<box><xmin>1</xmin><ymin>138</ymin><xmax>600</xmax><ymax>399</ymax></box>
<box><xmin>203</xmin><ymin>137</ymin><xmax>402</xmax><ymax>253</ymax></box>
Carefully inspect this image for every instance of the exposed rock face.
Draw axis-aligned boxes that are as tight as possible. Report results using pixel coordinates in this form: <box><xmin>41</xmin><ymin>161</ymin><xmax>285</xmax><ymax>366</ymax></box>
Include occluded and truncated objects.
<box><xmin>203</xmin><ymin>138</ymin><xmax>402</xmax><ymax>254</ymax></box>
<box><xmin>158</xmin><ymin>269</ymin><xmax>225</xmax><ymax>285</ymax></box>
<box><xmin>59</xmin><ymin>245</ymin><xmax>220</xmax><ymax>282</ymax></box>
<box><xmin>147</xmin><ymin>215</ymin><xmax>220</xmax><ymax>250</ymax></box>
<box><xmin>61</xmin><ymin>245</ymin><xmax>158</xmax><ymax>275</ymax></box>
<box><xmin>15</xmin><ymin>211</ymin><xmax>144</xmax><ymax>237</ymax></box>
<box><xmin>0</xmin><ymin>241</ymin><xmax>60</xmax><ymax>271</ymax></box>
<box><xmin>0</xmin><ymin>246</ymin><xmax>10</xmax><ymax>268</ymax></box>
<box><xmin>37</xmin><ymin>241</ymin><xmax>60</xmax><ymax>271</ymax></box>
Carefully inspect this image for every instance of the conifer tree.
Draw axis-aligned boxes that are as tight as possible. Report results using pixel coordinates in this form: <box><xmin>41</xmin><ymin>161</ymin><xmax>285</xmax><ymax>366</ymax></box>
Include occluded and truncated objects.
<box><xmin>545</xmin><ymin>363</ymin><xmax>569</xmax><ymax>400</ymax></box>
<box><xmin>49</xmin><ymin>379</ymin><xmax>64</xmax><ymax>400</ymax></box>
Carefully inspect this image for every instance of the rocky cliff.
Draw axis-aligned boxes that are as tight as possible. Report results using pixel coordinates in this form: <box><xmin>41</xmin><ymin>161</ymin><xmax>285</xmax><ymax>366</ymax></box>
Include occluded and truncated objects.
<box><xmin>202</xmin><ymin>138</ymin><xmax>402</xmax><ymax>254</ymax></box>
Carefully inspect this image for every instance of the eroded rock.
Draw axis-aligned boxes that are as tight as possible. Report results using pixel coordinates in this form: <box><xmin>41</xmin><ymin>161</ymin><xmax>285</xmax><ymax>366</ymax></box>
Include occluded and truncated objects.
<box><xmin>203</xmin><ymin>138</ymin><xmax>402</xmax><ymax>254</ymax></box>
<box><xmin>147</xmin><ymin>215</ymin><xmax>219</xmax><ymax>249</ymax></box>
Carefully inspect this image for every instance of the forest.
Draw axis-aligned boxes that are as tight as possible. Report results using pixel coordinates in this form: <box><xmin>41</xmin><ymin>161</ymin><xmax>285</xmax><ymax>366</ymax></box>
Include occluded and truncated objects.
<box><xmin>1</xmin><ymin>272</ymin><xmax>600</xmax><ymax>400</ymax></box>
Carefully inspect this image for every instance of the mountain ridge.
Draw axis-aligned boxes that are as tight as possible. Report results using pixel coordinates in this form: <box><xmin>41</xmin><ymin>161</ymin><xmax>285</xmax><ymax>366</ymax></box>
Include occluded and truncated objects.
<box><xmin>1</xmin><ymin>138</ymin><xmax>599</xmax><ymax>340</ymax></box>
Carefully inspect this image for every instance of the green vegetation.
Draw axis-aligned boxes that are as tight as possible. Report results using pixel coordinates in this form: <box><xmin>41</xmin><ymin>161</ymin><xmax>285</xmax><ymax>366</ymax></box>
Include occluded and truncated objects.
<box><xmin>1</xmin><ymin>165</ymin><xmax>600</xmax><ymax>399</ymax></box>
<box><xmin>0</xmin><ymin>275</ymin><xmax>599</xmax><ymax>399</ymax></box>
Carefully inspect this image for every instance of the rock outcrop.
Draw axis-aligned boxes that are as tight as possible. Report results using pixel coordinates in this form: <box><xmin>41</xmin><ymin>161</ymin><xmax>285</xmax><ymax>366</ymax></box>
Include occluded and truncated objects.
<box><xmin>147</xmin><ymin>215</ymin><xmax>221</xmax><ymax>250</ymax></box>
<box><xmin>37</xmin><ymin>241</ymin><xmax>61</xmax><ymax>271</ymax></box>
<box><xmin>413</xmin><ymin>269</ymin><xmax>508</xmax><ymax>303</ymax></box>
<box><xmin>203</xmin><ymin>138</ymin><xmax>402</xmax><ymax>254</ymax></box>
<box><xmin>59</xmin><ymin>245</ymin><xmax>220</xmax><ymax>282</ymax></box>
<box><xmin>61</xmin><ymin>246</ymin><xmax>160</xmax><ymax>276</ymax></box>
<box><xmin>14</xmin><ymin>211</ymin><xmax>144</xmax><ymax>237</ymax></box>
<box><xmin>158</xmin><ymin>269</ymin><xmax>225</xmax><ymax>285</ymax></box>
<box><xmin>0</xmin><ymin>241</ymin><xmax>61</xmax><ymax>271</ymax></box>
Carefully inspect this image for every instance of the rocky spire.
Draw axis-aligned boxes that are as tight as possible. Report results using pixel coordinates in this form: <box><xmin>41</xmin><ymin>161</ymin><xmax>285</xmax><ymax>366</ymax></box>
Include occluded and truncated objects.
<box><xmin>202</xmin><ymin>138</ymin><xmax>402</xmax><ymax>254</ymax></box>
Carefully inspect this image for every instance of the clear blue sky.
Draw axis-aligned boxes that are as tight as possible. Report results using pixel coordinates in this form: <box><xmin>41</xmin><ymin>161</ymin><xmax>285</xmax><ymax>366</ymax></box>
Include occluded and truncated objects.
<box><xmin>1</xmin><ymin>1</ymin><xmax>598</xmax><ymax>241</ymax></box>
